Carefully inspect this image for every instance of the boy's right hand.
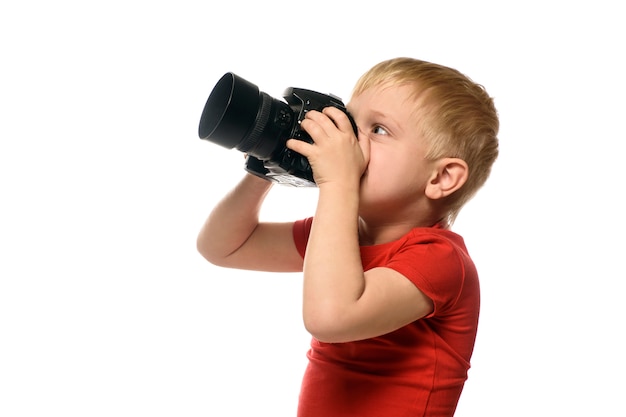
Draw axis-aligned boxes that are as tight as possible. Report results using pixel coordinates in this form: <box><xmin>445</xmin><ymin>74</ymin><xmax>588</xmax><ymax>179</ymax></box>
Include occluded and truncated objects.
<box><xmin>286</xmin><ymin>107</ymin><xmax>370</xmax><ymax>189</ymax></box>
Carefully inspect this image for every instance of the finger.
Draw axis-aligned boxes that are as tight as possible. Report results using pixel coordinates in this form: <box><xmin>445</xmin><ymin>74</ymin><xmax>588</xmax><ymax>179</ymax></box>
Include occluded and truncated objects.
<box><xmin>304</xmin><ymin>109</ymin><xmax>336</xmax><ymax>130</ymax></box>
<box><xmin>300</xmin><ymin>113</ymin><xmax>333</xmax><ymax>141</ymax></box>
<box><xmin>322</xmin><ymin>106</ymin><xmax>354</xmax><ymax>133</ymax></box>
<box><xmin>286</xmin><ymin>138</ymin><xmax>313</xmax><ymax>157</ymax></box>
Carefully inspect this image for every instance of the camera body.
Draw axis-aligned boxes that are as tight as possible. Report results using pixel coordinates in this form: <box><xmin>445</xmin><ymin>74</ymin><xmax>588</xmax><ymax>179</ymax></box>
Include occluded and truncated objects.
<box><xmin>198</xmin><ymin>73</ymin><xmax>356</xmax><ymax>187</ymax></box>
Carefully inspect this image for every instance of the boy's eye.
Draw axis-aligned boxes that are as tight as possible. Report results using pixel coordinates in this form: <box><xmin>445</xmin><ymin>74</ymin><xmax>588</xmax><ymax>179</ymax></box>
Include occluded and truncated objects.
<box><xmin>372</xmin><ymin>126</ymin><xmax>388</xmax><ymax>135</ymax></box>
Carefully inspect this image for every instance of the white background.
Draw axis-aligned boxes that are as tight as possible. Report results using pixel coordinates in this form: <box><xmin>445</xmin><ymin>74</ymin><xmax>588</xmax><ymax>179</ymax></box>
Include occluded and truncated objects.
<box><xmin>1</xmin><ymin>1</ymin><xmax>625</xmax><ymax>415</ymax></box>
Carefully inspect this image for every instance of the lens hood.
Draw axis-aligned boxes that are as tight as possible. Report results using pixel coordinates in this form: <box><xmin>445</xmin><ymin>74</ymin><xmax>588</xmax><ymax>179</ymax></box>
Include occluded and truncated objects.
<box><xmin>198</xmin><ymin>73</ymin><xmax>260</xmax><ymax>149</ymax></box>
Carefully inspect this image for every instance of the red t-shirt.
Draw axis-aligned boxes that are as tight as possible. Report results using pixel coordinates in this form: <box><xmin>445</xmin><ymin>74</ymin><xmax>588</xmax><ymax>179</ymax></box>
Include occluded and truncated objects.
<box><xmin>293</xmin><ymin>217</ymin><xmax>480</xmax><ymax>417</ymax></box>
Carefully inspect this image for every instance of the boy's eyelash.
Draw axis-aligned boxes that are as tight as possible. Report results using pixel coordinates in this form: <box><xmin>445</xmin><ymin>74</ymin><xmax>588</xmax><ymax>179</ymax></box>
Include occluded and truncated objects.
<box><xmin>372</xmin><ymin>126</ymin><xmax>388</xmax><ymax>135</ymax></box>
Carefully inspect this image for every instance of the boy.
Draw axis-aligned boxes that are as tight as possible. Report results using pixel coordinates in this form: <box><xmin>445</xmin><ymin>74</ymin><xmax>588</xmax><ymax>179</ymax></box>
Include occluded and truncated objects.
<box><xmin>197</xmin><ymin>57</ymin><xmax>499</xmax><ymax>416</ymax></box>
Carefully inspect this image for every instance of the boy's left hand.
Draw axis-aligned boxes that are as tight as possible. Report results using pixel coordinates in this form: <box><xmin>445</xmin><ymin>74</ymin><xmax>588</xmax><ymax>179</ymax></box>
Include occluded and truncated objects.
<box><xmin>286</xmin><ymin>107</ymin><xmax>369</xmax><ymax>188</ymax></box>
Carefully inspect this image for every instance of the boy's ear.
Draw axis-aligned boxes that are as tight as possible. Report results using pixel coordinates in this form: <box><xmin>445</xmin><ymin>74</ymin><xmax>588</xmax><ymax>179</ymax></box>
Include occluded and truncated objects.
<box><xmin>425</xmin><ymin>158</ymin><xmax>469</xmax><ymax>200</ymax></box>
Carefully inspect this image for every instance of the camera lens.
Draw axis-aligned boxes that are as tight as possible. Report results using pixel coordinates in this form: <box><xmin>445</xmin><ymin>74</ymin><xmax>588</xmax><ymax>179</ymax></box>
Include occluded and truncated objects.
<box><xmin>198</xmin><ymin>73</ymin><xmax>292</xmax><ymax>160</ymax></box>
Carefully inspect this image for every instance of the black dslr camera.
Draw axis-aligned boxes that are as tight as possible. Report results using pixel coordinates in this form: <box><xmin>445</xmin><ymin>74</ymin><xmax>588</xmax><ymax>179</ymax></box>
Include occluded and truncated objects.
<box><xmin>198</xmin><ymin>73</ymin><xmax>356</xmax><ymax>187</ymax></box>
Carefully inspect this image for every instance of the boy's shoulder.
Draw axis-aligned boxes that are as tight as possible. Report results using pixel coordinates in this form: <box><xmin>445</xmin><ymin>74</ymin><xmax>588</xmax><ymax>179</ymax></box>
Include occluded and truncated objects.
<box><xmin>294</xmin><ymin>217</ymin><xmax>468</xmax><ymax>260</ymax></box>
<box><xmin>360</xmin><ymin>225</ymin><xmax>468</xmax><ymax>263</ymax></box>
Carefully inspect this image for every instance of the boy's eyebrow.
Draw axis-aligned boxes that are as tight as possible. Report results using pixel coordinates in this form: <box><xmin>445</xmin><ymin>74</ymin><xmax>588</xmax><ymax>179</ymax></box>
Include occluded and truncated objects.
<box><xmin>369</xmin><ymin>109</ymin><xmax>390</xmax><ymax>119</ymax></box>
<box><xmin>368</xmin><ymin>109</ymin><xmax>403</xmax><ymax>132</ymax></box>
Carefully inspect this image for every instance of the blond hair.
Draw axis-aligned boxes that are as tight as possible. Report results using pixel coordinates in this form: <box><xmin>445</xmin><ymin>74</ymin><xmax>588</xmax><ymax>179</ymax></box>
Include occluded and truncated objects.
<box><xmin>353</xmin><ymin>57</ymin><xmax>499</xmax><ymax>225</ymax></box>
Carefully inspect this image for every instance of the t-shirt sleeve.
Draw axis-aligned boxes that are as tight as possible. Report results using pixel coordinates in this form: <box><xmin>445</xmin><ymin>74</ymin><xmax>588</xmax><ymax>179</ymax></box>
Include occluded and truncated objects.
<box><xmin>293</xmin><ymin>217</ymin><xmax>313</xmax><ymax>259</ymax></box>
<box><xmin>385</xmin><ymin>234</ymin><xmax>469</xmax><ymax>317</ymax></box>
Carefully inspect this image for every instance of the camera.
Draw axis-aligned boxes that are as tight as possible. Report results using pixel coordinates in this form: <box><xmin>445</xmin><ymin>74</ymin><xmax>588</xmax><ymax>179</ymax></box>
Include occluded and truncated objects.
<box><xmin>198</xmin><ymin>72</ymin><xmax>356</xmax><ymax>187</ymax></box>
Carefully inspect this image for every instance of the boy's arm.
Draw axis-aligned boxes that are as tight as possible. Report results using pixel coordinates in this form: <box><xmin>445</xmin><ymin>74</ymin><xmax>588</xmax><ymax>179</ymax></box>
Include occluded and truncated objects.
<box><xmin>302</xmin><ymin>184</ymin><xmax>433</xmax><ymax>343</ymax></box>
<box><xmin>196</xmin><ymin>173</ymin><xmax>303</xmax><ymax>272</ymax></box>
<box><xmin>287</xmin><ymin>108</ymin><xmax>433</xmax><ymax>343</ymax></box>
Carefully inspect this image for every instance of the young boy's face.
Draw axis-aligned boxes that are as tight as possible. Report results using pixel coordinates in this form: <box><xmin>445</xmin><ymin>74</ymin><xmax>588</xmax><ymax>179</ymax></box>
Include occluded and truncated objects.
<box><xmin>348</xmin><ymin>83</ymin><xmax>437</xmax><ymax>223</ymax></box>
